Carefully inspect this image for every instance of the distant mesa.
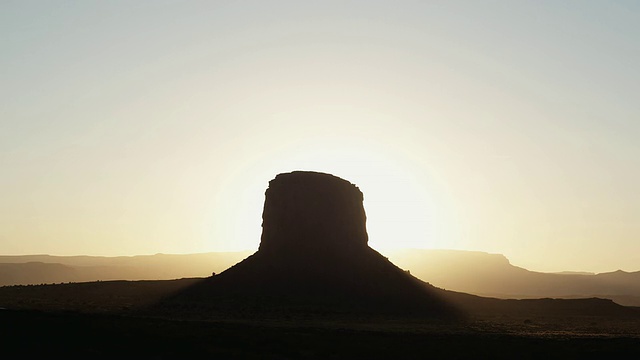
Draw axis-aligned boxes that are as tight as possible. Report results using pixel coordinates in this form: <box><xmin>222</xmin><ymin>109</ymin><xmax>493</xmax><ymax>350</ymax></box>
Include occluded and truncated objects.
<box><xmin>158</xmin><ymin>171</ymin><xmax>460</xmax><ymax>318</ymax></box>
<box><xmin>2</xmin><ymin>171</ymin><xmax>636</xmax><ymax>321</ymax></box>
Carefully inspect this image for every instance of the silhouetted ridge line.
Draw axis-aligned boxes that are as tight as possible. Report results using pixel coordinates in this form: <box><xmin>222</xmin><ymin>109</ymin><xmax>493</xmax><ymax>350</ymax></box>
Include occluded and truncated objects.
<box><xmin>154</xmin><ymin>171</ymin><xmax>461</xmax><ymax>319</ymax></box>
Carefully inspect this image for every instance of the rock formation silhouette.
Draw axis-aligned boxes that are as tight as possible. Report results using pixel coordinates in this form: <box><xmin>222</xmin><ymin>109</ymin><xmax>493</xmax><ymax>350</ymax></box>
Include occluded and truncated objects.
<box><xmin>259</xmin><ymin>171</ymin><xmax>369</xmax><ymax>258</ymax></box>
<box><xmin>158</xmin><ymin>171</ymin><xmax>460</xmax><ymax>318</ymax></box>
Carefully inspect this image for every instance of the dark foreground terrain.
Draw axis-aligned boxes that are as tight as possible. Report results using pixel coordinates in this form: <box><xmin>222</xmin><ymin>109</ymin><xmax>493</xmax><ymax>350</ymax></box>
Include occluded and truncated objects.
<box><xmin>2</xmin><ymin>278</ymin><xmax>640</xmax><ymax>359</ymax></box>
<box><xmin>1</xmin><ymin>308</ymin><xmax>639</xmax><ymax>359</ymax></box>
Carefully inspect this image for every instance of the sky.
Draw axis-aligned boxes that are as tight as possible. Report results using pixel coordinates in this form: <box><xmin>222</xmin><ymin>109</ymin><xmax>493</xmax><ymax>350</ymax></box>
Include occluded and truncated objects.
<box><xmin>1</xmin><ymin>0</ymin><xmax>639</xmax><ymax>273</ymax></box>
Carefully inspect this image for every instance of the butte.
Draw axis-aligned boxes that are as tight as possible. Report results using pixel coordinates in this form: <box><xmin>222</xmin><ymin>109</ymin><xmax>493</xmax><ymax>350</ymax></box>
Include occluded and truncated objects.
<box><xmin>155</xmin><ymin>171</ymin><xmax>461</xmax><ymax>319</ymax></box>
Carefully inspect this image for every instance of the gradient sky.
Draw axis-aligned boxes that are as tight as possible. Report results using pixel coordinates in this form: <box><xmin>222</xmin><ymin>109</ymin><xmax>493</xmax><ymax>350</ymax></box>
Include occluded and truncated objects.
<box><xmin>2</xmin><ymin>1</ymin><xmax>639</xmax><ymax>273</ymax></box>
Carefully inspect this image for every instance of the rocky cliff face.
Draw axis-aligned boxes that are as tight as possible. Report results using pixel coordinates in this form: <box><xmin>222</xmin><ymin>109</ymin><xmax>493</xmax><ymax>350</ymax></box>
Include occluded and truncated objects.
<box><xmin>258</xmin><ymin>171</ymin><xmax>369</xmax><ymax>259</ymax></box>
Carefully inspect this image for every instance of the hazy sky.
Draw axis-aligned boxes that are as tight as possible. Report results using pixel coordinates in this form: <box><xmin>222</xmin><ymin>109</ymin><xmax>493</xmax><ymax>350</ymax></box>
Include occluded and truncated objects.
<box><xmin>2</xmin><ymin>1</ymin><xmax>639</xmax><ymax>273</ymax></box>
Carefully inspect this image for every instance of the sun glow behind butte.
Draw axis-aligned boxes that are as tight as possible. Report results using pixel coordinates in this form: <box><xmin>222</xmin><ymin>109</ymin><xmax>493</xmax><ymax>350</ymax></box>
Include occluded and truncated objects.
<box><xmin>1</xmin><ymin>1</ymin><xmax>639</xmax><ymax>273</ymax></box>
<box><xmin>208</xmin><ymin>115</ymin><xmax>453</xmax><ymax>257</ymax></box>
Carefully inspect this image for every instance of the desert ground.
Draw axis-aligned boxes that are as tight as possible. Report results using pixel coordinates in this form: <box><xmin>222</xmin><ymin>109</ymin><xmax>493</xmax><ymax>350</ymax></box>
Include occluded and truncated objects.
<box><xmin>1</xmin><ymin>278</ymin><xmax>639</xmax><ymax>359</ymax></box>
